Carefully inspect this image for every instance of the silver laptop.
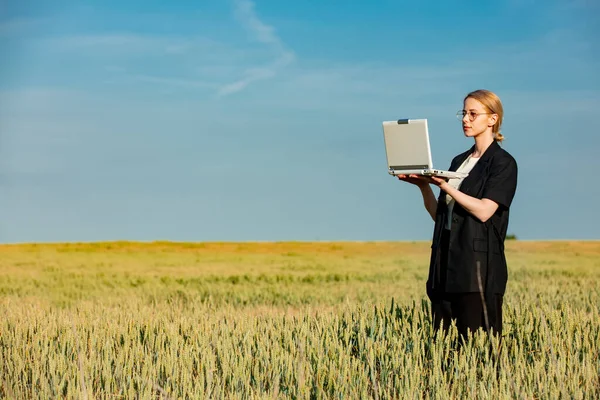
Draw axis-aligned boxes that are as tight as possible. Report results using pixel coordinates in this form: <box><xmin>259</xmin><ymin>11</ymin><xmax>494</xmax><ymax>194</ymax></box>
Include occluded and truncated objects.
<box><xmin>382</xmin><ymin>119</ymin><xmax>468</xmax><ymax>179</ymax></box>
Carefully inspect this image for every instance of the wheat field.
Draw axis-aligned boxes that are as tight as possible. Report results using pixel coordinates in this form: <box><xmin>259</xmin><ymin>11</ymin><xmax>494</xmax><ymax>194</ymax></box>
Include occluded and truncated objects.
<box><xmin>1</xmin><ymin>241</ymin><xmax>599</xmax><ymax>399</ymax></box>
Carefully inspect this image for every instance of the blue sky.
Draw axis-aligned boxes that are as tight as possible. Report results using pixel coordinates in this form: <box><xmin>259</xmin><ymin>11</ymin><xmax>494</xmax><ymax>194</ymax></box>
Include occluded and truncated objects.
<box><xmin>0</xmin><ymin>0</ymin><xmax>598</xmax><ymax>243</ymax></box>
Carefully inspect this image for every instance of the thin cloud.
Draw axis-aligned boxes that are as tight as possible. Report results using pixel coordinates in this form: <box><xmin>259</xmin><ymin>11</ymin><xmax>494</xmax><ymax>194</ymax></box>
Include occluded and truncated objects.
<box><xmin>217</xmin><ymin>0</ymin><xmax>295</xmax><ymax>96</ymax></box>
<box><xmin>30</xmin><ymin>33</ymin><xmax>228</xmax><ymax>91</ymax></box>
<box><xmin>233</xmin><ymin>0</ymin><xmax>284</xmax><ymax>48</ymax></box>
<box><xmin>40</xmin><ymin>34</ymin><xmax>217</xmax><ymax>56</ymax></box>
<box><xmin>0</xmin><ymin>17</ymin><xmax>48</xmax><ymax>37</ymax></box>
<box><xmin>133</xmin><ymin>74</ymin><xmax>217</xmax><ymax>89</ymax></box>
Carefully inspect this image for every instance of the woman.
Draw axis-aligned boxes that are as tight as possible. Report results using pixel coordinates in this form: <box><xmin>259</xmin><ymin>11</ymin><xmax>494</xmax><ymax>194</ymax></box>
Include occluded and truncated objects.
<box><xmin>398</xmin><ymin>89</ymin><xmax>518</xmax><ymax>339</ymax></box>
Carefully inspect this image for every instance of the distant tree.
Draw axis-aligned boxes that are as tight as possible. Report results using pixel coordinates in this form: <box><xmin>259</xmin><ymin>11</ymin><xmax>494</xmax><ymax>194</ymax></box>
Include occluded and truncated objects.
<box><xmin>506</xmin><ymin>233</ymin><xmax>517</xmax><ymax>240</ymax></box>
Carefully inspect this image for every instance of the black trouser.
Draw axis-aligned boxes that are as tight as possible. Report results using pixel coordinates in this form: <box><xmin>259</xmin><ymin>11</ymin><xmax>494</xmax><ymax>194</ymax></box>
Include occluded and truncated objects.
<box><xmin>431</xmin><ymin>292</ymin><xmax>503</xmax><ymax>338</ymax></box>
<box><xmin>431</xmin><ymin>229</ymin><xmax>503</xmax><ymax>339</ymax></box>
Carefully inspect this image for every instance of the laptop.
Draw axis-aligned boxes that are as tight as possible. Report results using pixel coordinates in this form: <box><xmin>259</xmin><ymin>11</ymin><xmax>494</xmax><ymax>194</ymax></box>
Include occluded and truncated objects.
<box><xmin>382</xmin><ymin>118</ymin><xmax>468</xmax><ymax>179</ymax></box>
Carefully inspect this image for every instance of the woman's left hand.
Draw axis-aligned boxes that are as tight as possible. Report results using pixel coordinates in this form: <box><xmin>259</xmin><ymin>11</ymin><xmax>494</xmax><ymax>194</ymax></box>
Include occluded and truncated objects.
<box><xmin>429</xmin><ymin>176</ymin><xmax>449</xmax><ymax>190</ymax></box>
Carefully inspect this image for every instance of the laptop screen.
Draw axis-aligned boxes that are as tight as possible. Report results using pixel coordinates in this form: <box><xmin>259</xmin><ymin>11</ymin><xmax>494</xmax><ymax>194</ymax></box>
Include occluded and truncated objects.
<box><xmin>382</xmin><ymin>119</ymin><xmax>433</xmax><ymax>170</ymax></box>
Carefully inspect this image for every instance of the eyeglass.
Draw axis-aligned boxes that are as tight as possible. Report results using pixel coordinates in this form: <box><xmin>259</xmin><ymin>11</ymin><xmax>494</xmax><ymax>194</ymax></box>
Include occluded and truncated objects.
<box><xmin>456</xmin><ymin>110</ymin><xmax>493</xmax><ymax>121</ymax></box>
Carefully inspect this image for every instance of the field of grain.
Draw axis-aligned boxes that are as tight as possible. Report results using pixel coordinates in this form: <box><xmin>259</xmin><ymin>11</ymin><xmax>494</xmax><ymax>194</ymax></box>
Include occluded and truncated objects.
<box><xmin>1</xmin><ymin>241</ymin><xmax>599</xmax><ymax>399</ymax></box>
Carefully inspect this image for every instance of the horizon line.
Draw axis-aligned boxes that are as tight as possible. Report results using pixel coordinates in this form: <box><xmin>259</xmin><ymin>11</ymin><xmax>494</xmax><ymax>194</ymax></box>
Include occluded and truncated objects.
<box><xmin>1</xmin><ymin>238</ymin><xmax>599</xmax><ymax>246</ymax></box>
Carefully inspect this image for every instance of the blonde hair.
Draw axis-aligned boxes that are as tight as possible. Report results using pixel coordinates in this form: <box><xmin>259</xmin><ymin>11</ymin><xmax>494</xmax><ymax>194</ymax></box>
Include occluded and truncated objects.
<box><xmin>465</xmin><ymin>89</ymin><xmax>505</xmax><ymax>142</ymax></box>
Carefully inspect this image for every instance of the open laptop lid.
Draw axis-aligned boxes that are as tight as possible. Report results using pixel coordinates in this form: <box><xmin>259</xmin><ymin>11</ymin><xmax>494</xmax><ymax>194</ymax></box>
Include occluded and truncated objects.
<box><xmin>382</xmin><ymin>119</ymin><xmax>434</xmax><ymax>173</ymax></box>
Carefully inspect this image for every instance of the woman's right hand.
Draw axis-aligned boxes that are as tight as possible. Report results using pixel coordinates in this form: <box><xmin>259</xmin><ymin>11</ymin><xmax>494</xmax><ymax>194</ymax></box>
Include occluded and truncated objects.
<box><xmin>397</xmin><ymin>174</ymin><xmax>433</xmax><ymax>188</ymax></box>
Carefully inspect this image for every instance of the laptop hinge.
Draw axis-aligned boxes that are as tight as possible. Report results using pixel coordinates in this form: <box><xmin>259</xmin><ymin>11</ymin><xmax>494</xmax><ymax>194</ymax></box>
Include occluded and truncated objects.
<box><xmin>390</xmin><ymin>165</ymin><xmax>429</xmax><ymax>170</ymax></box>
<box><xmin>397</xmin><ymin>119</ymin><xmax>409</xmax><ymax>124</ymax></box>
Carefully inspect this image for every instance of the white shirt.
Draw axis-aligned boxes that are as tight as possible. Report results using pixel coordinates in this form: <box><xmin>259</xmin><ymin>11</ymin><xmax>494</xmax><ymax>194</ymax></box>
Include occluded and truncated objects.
<box><xmin>445</xmin><ymin>155</ymin><xmax>480</xmax><ymax>229</ymax></box>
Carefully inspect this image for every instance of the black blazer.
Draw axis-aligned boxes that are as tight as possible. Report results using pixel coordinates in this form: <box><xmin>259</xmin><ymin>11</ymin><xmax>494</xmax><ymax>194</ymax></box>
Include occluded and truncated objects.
<box><xmin>426</xmin><ymin>141</ymin><xmax>518</xmax><ymax>299</ymax></box>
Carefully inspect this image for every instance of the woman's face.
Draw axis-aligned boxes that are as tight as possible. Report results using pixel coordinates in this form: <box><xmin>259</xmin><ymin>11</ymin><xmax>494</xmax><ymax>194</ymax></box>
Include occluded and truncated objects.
<box><xmin>461</xmin><ymin>97</ymin><xmax>496</xmax><ymax>138</ymax></box>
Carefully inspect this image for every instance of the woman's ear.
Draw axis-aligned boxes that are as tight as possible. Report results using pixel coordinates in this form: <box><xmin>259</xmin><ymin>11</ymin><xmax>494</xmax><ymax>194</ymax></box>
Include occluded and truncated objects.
<box><xmin>488</xmin><ymin>113</ymin><xmax>498</xmax><ymax>128</ymax></box>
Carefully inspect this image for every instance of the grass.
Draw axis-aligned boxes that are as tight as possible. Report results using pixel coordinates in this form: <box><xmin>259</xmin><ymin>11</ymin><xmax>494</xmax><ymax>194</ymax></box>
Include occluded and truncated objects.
<box><xmin>1</xmin><ymin>241</ymin><xmax>599</xmax><ymax>398</ymax></box>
